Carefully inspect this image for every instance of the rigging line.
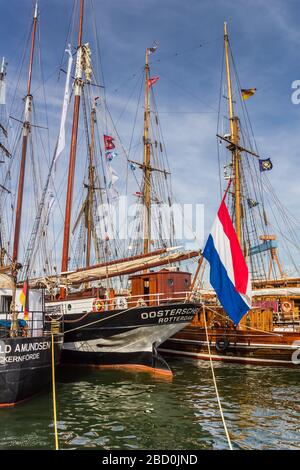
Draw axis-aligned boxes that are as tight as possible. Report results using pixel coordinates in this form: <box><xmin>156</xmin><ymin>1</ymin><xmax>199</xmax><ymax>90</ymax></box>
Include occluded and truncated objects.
<box><xmin>111</xmin><ymin>68</ymin><xmax>144</xmax><ymax>94</ymax></box>
<box><xmin>90</xmin><ymin>0</ymin><xmax>108</xmax><ymax>133</ymax></box>
<box><xmin>126</xmin><ymin>74</ymin><xmax>144</xmax><ymax>196</ymax></box>
<box><xmin>115</xmin><ymin>70</ymin><xmax>144</xmax><ymax>127</ymax></box>
<box><xmin>217</xmin><ymin>43</ymin><xmax>225</xmax><ymax>200</ymax></box>
<box><xmin>264</xmin><ymin>191</ymin><xmax>300</xmax><ymax>257</ymax></box>
<box><xmin>158</xmin><ymin>111</ymin><xmax>217</xmax><ymax>114</ymax></box>
<box><xmin>261</xmin><ymin>173</ymin><xmax>300</xmax><ymax>252</ymax></box>
<box><xmin>263</xmin><ymin>196</ymin><xmax>299</xmax><ymax>275</ymax></box>
<box><xmin>151</xmin><ymin>93</ymin><xmax>171</xmax><ymax>173</ymax></box>
<box><xmin>92</xmin><ymin>107</ymin><xmax>122</xmax><ymax>260</ymax></box>
<box><xmin>225</xmin><ymin>62</ymin><xmax>268</xmax><ymax>248</ymax></box>
<box><xmin>58</xmin><ymin>0</ymin><xmax>77</xmax><ymax>76</ymax></box>
<box><xmin>230</xmin><ymin>43</ymin><xmax>259</xmax><ymax>156</ymax></box>
<box><xmin>7</xmin><ymin>21</ymin><xmax>32</xmax><ymax>122</ymax></box>
<box><xmin>264</xmin><ymin>174</ymin><xmax>300</xmax><ymax>245</ymax></box>
<box><xmin>202</xmin><ymin>305</ymin><xmax>233</xmax><ymax>450</ymax></box>
<box><xmin>202</xmin><ymin>304</ymin><xmax>285</xmax><ymax>338</ymax></box>
<box><xmin>157</xmin><ymin>70</ymin><xmax>219</xmax><ymax>114</ymax></box>
<box><xmin>90</xmin><ymin>0</ymin><xmax>106</xmax><ymax>92</ymax></box>
<box><xmin>31</xmin><ymin>55</ymin><xmax>72</xmax><ymax>96</ymax></box>
<box><xmin>241</xmin><ymin>161</ymin><xmax>267</xmax><ymax>279</ymax></box>
<box><xmin>150</xmin><ymin>35</ymin><xmax>222</xmax><ymax>64</ymax></box>
<box><xmin>266</xmin><ymin>216</ymin><xmax>299</xmax><ymax>275</ymax></box>
<box><xmin>37</xmin><ymin>11</ymin><xmax>51</xmax><ymax>165</ymax></box>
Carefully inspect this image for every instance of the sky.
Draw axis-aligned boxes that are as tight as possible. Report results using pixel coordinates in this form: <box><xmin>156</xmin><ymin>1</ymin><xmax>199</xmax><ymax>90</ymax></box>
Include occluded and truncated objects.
<box><xmin>0</xmin><ymin>0</ymin><xmax>300</xmax><ymax>274</ymax></box>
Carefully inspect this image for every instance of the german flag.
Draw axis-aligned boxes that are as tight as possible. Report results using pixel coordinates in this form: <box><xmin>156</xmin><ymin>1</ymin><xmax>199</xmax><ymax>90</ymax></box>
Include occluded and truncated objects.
<box><xmin>19</xmin><ymin>280</ymin><xmax>29</xmax><ymax>321</ymax></box>
<box><xmin>241</xmin><ymin>88</ymin><xmax>257</xmax><ymax>100</ymax></box>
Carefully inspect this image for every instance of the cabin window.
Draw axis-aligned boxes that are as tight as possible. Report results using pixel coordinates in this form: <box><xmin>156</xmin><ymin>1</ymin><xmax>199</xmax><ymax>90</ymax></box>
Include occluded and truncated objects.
<box><xmin>167</xmin><ymin>279</ymin><xmax>174</xmax><ymax>287</ymax></box>
<box><xmin>143</xmin><ymin>279</ymin><xmax>150</xmax><ymax>296</ymax></box>
<box><xmin>0</xmin><ymin>296</ymin><xmax>12</xmax><ymax>313</ymax></box>
<box><xmin>184</xmin><ymin>278</ymin><xmax>189</xmax><ymax>288</ymax></box>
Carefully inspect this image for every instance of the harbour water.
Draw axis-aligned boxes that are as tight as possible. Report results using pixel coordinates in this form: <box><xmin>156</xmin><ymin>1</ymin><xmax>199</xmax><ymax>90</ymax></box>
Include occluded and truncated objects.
<box><xmin>1</xmin><ymin>359</ymin><xmax>300</xmax><ymax>450</ymax></box>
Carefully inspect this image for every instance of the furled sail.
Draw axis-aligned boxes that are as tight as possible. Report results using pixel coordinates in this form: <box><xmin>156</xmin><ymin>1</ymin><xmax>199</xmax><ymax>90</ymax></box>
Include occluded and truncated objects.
<box><xmin>0</xmin><ymin>273</ymin><xmax>14</xmax><ymax>289</ymax></box>
<box><xmin>30</xmin><ymin>247</ymin><xmax>200</xmax><ymax>287</ymax></box>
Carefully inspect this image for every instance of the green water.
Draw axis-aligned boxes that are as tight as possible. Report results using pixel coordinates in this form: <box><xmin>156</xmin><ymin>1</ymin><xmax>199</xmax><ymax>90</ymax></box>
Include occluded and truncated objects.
<box><xmin>1</xmin><ymin>359</ymin><xmax>300</xmax><ymax>450</ymax></box>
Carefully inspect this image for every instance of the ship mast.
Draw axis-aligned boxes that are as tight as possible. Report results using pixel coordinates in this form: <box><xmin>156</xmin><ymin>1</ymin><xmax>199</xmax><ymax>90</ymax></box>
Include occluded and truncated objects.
<box><xmin>61</xmin><ymin>0</ymin><xmax>84</xmax><ymax>296</ymax></box>
<box><xmin>12</xmin><ymin>2</ymin><xmax>38</xmax><ymax>263</ymax></box>
<box><xmin>86</xmin><ymin>98</ymin><xmax>96</xmax><ymax>268</ymax></box>
<box><xmin>143</xmin><ymin>48</ymin><xmax>151</xmax><ymax>254</ymax></box>
<box><xmin>0</xmin><ymin>57</ymin><xmax>7</xmax><ymax>267</ymax></box>
<box><xmin>224</xmin><ymin>22</ymin><xmax>242</xmax><ymax>245</ymax></box>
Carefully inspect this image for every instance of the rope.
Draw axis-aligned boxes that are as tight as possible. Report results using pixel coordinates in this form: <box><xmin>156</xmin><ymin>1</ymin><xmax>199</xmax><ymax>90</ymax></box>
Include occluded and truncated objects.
<box><xmin>51</xmin><ymin>334</ymin><xmax>59</xmax><ymax>451</ymax></box>
<box><xmin>64</xmin><ymin>296</ymin><xmax>193</xmax><ymax>334</ymax></box>
<box><xmin>203</xmin><ymin>306</ymin><xmax>233</xmax><ymax>450</ymax></box>
<box><xmin>62</xmin><ymin>310</ymin><xmax>90</xmax><ymax>324</ymax></box>
<box><xmin>203</xmin><ymin>304</ymin><xmax>284</xmax><ymax>338</ymax></box>
<box><xmin>65</xmin><ymin>304</ymin><xmax>141</xmax><ymax>334</ymax></box>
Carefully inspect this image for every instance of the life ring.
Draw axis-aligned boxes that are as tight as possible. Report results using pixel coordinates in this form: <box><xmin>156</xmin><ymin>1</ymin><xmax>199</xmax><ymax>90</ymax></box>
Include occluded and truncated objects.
<box><xmin>281</xmin><ymin>301</ymin><xmax>292</xmax><ymax>313</ymax></box>
<box><xmin>92</xmin><ymin>298</ymin><xmax>104</xmax><ymax>313</ymax></box>
<box><xmin>215</xmin><ymin>337</ymin><xmax>230</xmax><ymax>352</ymax></box>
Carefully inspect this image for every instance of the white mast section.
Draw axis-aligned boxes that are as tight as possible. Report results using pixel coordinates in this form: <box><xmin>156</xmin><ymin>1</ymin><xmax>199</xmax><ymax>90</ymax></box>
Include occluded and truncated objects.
<box><xmin>0</xmin><ymin>57</ymin><xmax>7</xmax><ymax>105</ymax></box>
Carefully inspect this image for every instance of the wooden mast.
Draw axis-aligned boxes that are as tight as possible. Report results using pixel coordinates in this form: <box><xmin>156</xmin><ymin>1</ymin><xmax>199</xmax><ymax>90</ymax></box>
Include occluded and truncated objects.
<box><xmin>60</xmin><ymin>0</ymin><xmax>84</xmax><ymax>297</ymax></box>
<box><xmin>86</xmin><ymin>98</ymin><xmax>96</xmax><ymax>268</ymax></box>
<box><xmin>224</xmin><ymin>22</ymin><xmax>242</xmax><ymax>245</ymax></box>
<box><xmin>0</xmin><ymin>58</ymin><xmax>7</xmax><ymax>267</ymax></box>
<box><xmin>143</xmin><ymin>48</ymin><xmax>151</xmax><ymax>254</ymax></box>
<box><xmin>12</xmin><ymin>2</ymin><xmax>38</xmax><ymax>263</ymax></box>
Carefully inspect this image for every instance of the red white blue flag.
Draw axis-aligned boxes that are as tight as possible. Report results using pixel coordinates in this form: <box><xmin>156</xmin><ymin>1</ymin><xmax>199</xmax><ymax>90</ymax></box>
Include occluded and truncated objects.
<box><xmin>203</xmin><ymin>198</ymin><xmax>251</xmax><ymax>324</ymax></box>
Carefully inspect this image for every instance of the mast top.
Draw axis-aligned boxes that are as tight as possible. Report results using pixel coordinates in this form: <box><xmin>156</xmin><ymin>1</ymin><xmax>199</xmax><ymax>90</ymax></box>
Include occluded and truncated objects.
<box><xmin>224</xmin><ymin>21</ymin><xmax>228</xmax><ymax>36</ymax></box>
<box><xmin>0</xmin><ymin>57</ymin><xmax>6</xmax><ymax>75</ymax></box>
<box><xmin>34</xmin><ymin>2</ymin><xmax>38</xmax><ymax>19</ymax></box>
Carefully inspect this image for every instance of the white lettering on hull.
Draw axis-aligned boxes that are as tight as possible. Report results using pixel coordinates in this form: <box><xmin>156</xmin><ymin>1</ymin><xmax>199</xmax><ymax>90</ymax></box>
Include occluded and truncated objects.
<box><xmin>0</xmin><ymin>341</ymin><xmax>51</xmax><ymax>366</ymax></box>
<box><xmin>141</xmin><ymin>307</ymin><xmax>197</xmax><ymax>321</ymax></box>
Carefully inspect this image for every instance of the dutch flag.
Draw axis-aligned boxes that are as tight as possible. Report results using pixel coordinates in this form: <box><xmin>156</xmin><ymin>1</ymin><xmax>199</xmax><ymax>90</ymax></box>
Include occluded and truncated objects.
<box><xmin>203</xmin><ymin>198</ymin><xmax>252</xmax><ymax>324</ymax></box>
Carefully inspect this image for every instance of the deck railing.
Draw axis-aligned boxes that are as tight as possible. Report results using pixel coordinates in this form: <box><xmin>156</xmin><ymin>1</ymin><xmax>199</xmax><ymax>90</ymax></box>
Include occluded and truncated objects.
<box><xmin>45</xmin><ymin>290</ymin><xmax>198</xmax><ymax>315</ymax></box>
<box><xmin>0</xmin><ymin>310</ymin><xmax>63</xmax><ymax>338</ymax></box>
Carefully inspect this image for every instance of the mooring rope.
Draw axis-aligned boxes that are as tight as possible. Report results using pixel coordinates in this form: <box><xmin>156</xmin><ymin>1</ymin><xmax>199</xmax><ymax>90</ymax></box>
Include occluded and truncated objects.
<box><xmin>203</xmin><ymin>306</ymin><xmax>233</xmax><ymax>450</ymax></box>
<box><xmin>64</xmin><ymin>305</ymin><xmax>139</xmax><ymax>334</ymax></box>
<box><xmin>203</xmin><ymin>304</ymin><xmax>284</xmax><ymax>337</ymax></box>
<box><xmin>51</xmin><ymin>334</ymin><xmax>59</xmax><ymax>451</ymax></box>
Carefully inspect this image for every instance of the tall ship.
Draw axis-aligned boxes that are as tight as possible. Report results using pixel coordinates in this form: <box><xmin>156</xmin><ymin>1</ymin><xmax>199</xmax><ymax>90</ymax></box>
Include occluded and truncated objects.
<box><xmin>0</xmin><ymin>4</ymin><xmax>63</xmax><ymax>407</ymax></box>
<box><xmin>24</xmin><ymin>0</ymin><xmax>200</xmax><ymax>376</ymax></box>
<box><xmin>160</xmin><ymin>22</ymin><xmax>300</xmax><ymax>367</ymax></box>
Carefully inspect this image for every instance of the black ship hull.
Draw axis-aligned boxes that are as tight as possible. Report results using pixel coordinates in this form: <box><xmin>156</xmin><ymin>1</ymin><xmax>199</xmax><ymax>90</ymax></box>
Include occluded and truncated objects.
<box><xmin>62</xmin><ymin>303</ymin><xmax>198</xmax><ymax>375</ymax></box>
<box><xmin>0</xmin><ymin>335</ymin><xmax>63</xmax><ymax>407</ymax></box>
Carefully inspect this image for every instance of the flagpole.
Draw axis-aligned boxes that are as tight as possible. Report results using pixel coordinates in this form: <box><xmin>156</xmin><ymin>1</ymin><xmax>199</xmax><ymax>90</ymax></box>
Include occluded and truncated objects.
<box><xmin>224</xmin><ymin>22</ymin><xmax>242</xmax><ymax>246</ymax></box>
<box><xmin>60</xmin><ymin>0</ymin><xmax>84</xmax><ymax>298</ymax></box>
<box><xmin>143</xmin><ymin>48</ymin><xmax>151</xmax><ymax>255</ymax></box>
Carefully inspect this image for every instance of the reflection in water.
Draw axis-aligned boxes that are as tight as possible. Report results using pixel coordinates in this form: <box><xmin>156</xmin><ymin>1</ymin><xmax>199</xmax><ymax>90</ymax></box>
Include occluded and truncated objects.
<box><xmin>1</xmin><ymin>360</ymin><xmax>300</xmax><ymax>450</ymax></box>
